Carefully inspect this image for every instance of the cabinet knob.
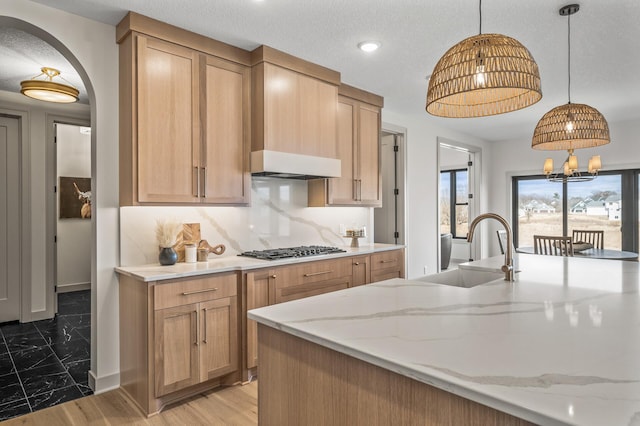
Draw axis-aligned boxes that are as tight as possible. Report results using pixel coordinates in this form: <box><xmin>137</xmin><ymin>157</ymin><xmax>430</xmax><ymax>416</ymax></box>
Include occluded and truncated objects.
<box><xmin>271</xmin><ymin>274</ymin><xmax>277</xmax><ymax>279</ymax></box>
<box><xmin>354</xmin><ymin>262</ymin><xmax>360</xmax><ymax>266</ymax></box>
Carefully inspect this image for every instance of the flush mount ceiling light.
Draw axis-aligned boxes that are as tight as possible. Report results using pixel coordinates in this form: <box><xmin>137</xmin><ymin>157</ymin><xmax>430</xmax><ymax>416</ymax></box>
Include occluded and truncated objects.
<box><xmin>532</xmin><ymin>4</ymin><xmax>610</xmax><ymax>151</ymax></box>
<box><xmin>533</xmin><ymin>4</ymin><xmax>610</xmax><ymax>183</ymax></box>
<box><xmin>357</xmin><ymin>41</ymin><xmax>381</xmax><ymax>52</ymax></box>
<box><xmin>20</xmin><ymin>67</ymin><xmax>79</xmax><ymax>103</ymax></box>
<box><xmin>426</xmin><ymin>0</ymin><xmax>542</xmax><ymax>118</ymax></box>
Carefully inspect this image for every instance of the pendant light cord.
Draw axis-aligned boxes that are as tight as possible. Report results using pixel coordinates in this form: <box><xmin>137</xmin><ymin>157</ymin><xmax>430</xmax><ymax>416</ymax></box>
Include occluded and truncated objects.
<box><xmin>567</xmin><ymin>11</ymin><xmax>571</xmax><ymax>104</ymax></box>
<box><xmin>479</xmin><ymin>0</ymin><xmax>482</xmax><ymax>34</ymax></box>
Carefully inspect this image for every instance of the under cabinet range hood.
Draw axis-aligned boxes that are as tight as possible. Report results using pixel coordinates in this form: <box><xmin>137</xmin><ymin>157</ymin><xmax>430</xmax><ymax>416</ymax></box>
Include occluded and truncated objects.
<box><xmin>251</xmin><ymin>150</ymin><xmax>341</xmax><ymax>180</ymax></box>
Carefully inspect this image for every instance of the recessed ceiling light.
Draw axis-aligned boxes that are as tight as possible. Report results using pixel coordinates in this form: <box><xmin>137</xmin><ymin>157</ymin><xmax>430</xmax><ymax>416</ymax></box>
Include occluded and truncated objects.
<box><xmin>357</xmin><ymin>41</ymin><xmax>381</xmax><ymax>53</ymax></box>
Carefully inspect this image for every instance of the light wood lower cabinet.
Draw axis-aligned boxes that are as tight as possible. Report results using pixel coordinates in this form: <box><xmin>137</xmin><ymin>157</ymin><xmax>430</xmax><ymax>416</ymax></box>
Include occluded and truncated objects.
<box><xmin>245</xmin><ymin>269</ymin><xmax>278</xmax><ymax>370</ymax></box>
<box><xmin>119</xmin><ymin>272</ymin><xmax>240</xmax><ymax>415</ymax></box>
<box><xmin>350</xmin><ymin>255</ymin><xmax>371</xmax><ymax>287</ymax></box>
<box><xmin>371</xmin><ymin>249</ymin><xmax>405</xmax><ymax>282</ymax></box>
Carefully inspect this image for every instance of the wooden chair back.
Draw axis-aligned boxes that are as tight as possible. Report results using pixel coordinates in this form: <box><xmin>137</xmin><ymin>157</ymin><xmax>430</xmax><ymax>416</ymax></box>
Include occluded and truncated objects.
<box><xmin>572</xmin><ymin>230</ymin><xmax>604</xmax><ymax>249</ymax></box>
<box><xmin>496</xmin><ymin>230</ymin><xmax>508</xmax><ymax>255</ymax></box>
<box><xmin>533</xmin><ymin>235</ymin><xmax>574</xmax><ymax>256</ymax></box>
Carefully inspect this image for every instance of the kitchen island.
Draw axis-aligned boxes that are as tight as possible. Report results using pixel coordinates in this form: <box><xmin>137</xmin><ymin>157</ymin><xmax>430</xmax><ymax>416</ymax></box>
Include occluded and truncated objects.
<box><xmin>248</xmin><ymin>254</ymin><xmax>640</xmax><ymax>425</ymax></box>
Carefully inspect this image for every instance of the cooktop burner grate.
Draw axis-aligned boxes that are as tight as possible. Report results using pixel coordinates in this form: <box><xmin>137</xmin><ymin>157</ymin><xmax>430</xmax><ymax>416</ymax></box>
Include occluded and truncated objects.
<box><xmin>238</xmin><ymin>245</ymin><xmax>346</xmax><ymax>260</ymax></box>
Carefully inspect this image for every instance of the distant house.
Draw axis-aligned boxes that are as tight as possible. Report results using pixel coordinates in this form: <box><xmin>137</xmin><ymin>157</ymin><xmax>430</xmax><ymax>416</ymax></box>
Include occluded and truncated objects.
<box><xmin>523</xmin><ymin>200</ymin><xmax>555</xmax><ymax>213</ymax></box>
<box><xmin>604</xmin><ymin>195</ymin><xmax>621</xmax><ymax>220</ymax></box>
<box><xmin>570</xmin><ymin>199</ymin><xmax>589</xmax><ymax>213</ymax></box>
<box><xmin>586</xmin><ymin>200</ymin><xmax>607</xmax><ymax>216</ymax></box>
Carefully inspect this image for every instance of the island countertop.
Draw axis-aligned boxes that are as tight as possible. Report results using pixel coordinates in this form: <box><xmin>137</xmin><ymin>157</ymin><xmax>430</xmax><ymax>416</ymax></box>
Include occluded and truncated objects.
<box><xmin>115</xmin><ymin>243</ymin><xmax>403</xmax><ymax>282</ymax></box>
<box><xmin>248</xmin><ymin>254</ymin><xmax>640</xmax><ymax>426</ymax></box>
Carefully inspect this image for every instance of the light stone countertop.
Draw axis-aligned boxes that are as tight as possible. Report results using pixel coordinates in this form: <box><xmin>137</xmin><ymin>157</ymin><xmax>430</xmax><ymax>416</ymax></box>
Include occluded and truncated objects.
<box><xmin>248</xmin><ymin>254</ymin><xmax>640</xmax><ymax>426</ymax></box>
<box><xmin>114</xmin><ymin>243</ymin><xmax>403</xmax><ymax>282</ymax></box>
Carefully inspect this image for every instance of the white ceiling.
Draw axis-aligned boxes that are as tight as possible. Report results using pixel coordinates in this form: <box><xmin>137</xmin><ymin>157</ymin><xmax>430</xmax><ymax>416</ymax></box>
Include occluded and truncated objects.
<box><xmin>6</xmin><ymin>0</ymin><xmax>640</xmax><ymax>142</ymax></box>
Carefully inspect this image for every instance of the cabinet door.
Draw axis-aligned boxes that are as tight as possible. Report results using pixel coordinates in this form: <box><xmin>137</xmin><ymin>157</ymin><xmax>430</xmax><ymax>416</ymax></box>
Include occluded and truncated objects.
<box><xmin>327</xmin><ymin>98</ymin><xmax>358</xmax><ymax>205</ymax></box>
<box><xmin>246</xmin><ymin>269</ymin><xmax>275</xmax><ymax>369</ymax></box>
<box><xmin>202</xmin><ymin>55</ymin><xmax>250</xmax><ymax>204</ymax></box>
<box><xmin>351</xmin><ymin>255</ymin><xmax>370</xmax><ymax>287</ymax></box>
<box><xmin>199</xmin><ymin>297</ymin><xmax>238</xmax><ymax>382</ymax></box>
<box><xmin>137</xmin><ymin>35</ymin><xmax>200</xmax><ymax>203</ymax></box>
<box><xmin>154</xmin><ymin>304</ymin><xmax>199</xmax><ymax>396</ymax></box>
<box><xmin>299</xmin><ymin>75</ymin><xmax>338</xmax><ymax>158</ymax></box>
<box><xmin>358</xmin><ymin>103</ymin><xmax>382</xmax><ymax>206</ymax></box>
<box><xmin>262</xmin><ymin>63</ymin><xmax>300</xmax><ymax>154</ymax></box>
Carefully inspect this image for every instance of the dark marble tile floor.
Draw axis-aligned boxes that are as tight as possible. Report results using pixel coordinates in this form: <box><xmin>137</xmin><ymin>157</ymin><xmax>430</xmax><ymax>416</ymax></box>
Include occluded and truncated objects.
<box><xmin>0</xmin><ymin>290</ymin><xmax>92</xmax><ymax>421</ymax></box>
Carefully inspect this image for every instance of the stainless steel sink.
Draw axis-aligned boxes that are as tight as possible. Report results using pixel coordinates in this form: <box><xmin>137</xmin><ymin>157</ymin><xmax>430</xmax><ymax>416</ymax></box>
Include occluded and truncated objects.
<box><xmin>418</xmin><ymin>268</ymin><xmax>505</xmax><ymax>288</ymax></box>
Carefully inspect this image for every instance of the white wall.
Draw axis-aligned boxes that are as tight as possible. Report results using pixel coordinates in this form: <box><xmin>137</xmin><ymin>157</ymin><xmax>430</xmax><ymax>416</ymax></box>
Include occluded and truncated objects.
<box><xmin>487</xmin><ymin>118</ymin><xmax>640</xmax><ymax>256</ymax></box>
<box><xmin>56</xmin><ymin>123</ymin><xmax>91</xmax><ymax>289</ymax></box>
<box><xmin>381</xmin><ymin>109</ymin><xmax>492</xmax><ymax>278</ymax></box>
<box><xmin>2</xmin><ymin>0</ymin><xmax>120</xmax><ymax>393</ymax></box>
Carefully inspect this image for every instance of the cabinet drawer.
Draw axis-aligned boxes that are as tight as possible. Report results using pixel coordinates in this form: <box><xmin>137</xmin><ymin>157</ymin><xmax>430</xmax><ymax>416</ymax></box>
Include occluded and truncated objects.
<box><xmin>154</xmin><ymin>273</ymin><xmax>238</xmax><ymax>310</ymax></box>
<box><xmin>371</xmin><ymin>250</ymin><xmax>403</xmax><ymax>272</ymax></box>
<box><xmin>277</xmin><ymin>258</ymin><xmax>352</xmax><ymax>289</ymax></box>
<box><xmin>276</xmin><ymin>276</ymin><xmax>350</xmax><ymax>304</ymax></box>
<box><xmin>371</xmin><ymin>270</ymin><xmax>402</xmax><ymax>283</ymax></box>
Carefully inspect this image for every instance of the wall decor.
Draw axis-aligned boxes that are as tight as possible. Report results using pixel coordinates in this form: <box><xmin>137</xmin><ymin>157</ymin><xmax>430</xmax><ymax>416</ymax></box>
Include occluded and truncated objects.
<box><xmin>59</xmin><ymin>176</ymin><xmax>91</xmax><ymax>219</ymax></box>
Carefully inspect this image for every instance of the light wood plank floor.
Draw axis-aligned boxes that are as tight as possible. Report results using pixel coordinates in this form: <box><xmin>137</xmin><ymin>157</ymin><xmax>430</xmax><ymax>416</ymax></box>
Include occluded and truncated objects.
<box><xmin>1</xmin><ymin>382</ymin><xmax>257</xmax><ymax>425</ymax></box>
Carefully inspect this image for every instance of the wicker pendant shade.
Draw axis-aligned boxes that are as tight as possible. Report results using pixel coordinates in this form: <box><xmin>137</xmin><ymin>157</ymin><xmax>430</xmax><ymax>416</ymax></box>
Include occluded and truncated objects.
<box><xmin>426</xmin><ymin>33</ymin><xmax>542</xmax><ymax>118</ymax></box>
<box><xmin>532</xmin><ymin>103</ymin><xmax>610</xmax><ymax>150</ymax></box>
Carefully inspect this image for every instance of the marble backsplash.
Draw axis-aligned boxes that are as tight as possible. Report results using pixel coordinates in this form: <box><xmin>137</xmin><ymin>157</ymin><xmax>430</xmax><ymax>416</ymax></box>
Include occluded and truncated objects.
<box><xmin>120</xmin><ymin>178</ymin><xmax>373</xmax><ymax>266</ymax></box>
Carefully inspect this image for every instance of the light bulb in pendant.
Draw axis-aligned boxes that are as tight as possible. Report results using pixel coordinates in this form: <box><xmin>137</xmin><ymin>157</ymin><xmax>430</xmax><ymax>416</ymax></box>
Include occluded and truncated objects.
<box><xmin>566</xmin><ymin>112</ymin><xmax>575</xmax><ymax>133</ymax></box>
<box><xmin>543</xmin><ymin>158</ymin><xmax>554</xmax><ymax>175</ymax></box>
<box><xmin>563</xmin><ymin>161</ymin><xmax>571</xmax><ymax>176</ymax></box>
<box><xmin>475</xmin><ymin>64</ymin><xmax>486</xmax><ymax>86</ymax></box>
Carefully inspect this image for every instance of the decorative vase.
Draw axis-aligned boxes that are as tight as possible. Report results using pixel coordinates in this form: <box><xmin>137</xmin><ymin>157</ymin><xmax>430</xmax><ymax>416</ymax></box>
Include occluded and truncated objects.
<box><xmin>159</xmin><ymin>247</ymin><xmax>178</xmax><ymax>266</ymax></box>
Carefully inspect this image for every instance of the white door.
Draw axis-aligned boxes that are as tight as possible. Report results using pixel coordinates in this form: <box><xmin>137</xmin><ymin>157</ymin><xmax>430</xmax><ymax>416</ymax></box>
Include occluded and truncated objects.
<box><xmin>0</xmin><ymin>116</ymin><xmax>21</xmax><ymax>322</ymax></box>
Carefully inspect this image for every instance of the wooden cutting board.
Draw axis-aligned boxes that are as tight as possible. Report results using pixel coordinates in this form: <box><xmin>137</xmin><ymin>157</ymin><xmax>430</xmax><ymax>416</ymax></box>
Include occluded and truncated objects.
<box><xmin>173</xmin><ymin>223</ymin><xmax>201</xmax><ymax>262</ymax></box>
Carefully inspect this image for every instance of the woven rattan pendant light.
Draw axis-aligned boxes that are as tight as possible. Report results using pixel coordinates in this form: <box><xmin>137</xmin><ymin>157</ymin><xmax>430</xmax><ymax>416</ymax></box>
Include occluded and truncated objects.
<box><xmin>426</xmin><ymin>0</ymin><xmax>542</xmax><ymax>118</ymax></box>
<box><xmin>532</xmin><ymin>4</ymin><xmax>610</xmax><ymax>151</ymax></box>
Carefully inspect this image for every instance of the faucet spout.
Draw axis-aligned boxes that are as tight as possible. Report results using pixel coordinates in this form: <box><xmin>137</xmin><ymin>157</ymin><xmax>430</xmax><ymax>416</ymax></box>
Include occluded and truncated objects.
<box><xmin>467</xmin><ymin>213</ymin><xmax>514</xmax><ymax>282</ymax></box>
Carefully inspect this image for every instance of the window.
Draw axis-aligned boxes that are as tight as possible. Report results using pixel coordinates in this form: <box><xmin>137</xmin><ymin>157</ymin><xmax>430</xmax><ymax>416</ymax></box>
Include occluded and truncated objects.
<box><xmin>441</xmin><ymin>169</ymin><xmax>468</xmax><ymax>238</ymax></box>
<box><xmin>513</xmin><ymin>171</ymin><xmax>633</xmax><ymax>250</ymax></box>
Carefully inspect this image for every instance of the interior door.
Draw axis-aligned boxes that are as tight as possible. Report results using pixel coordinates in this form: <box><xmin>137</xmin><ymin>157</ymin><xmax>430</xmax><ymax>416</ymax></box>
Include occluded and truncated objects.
<box><xmin>0</xmin><ymin>116</ymin><xmax>20</xmax><ymax>322</ymax></box>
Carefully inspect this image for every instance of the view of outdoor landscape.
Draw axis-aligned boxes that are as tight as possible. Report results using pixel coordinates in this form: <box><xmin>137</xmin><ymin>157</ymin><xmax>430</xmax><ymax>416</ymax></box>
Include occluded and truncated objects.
<box><xmin>516</xmin><ymin>175</ymin><xmax>622</xmax><ymax>249</ymax></box>
<box><xmin>440</xmin><ymin>170</ymin><xmax>469</xmax><ymax>238</ymax></box>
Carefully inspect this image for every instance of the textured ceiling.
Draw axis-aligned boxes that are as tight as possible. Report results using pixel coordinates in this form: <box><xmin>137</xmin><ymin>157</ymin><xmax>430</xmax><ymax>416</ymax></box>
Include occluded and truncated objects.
<box><xmin>0</xmin><ymin>27</ymin><xmax>88</xmax><ymax>103</ymax></box>
<box><xmin>8</xmin><ymin>0</ymin><xmax>640</xmax><ymax>142</ymax></box>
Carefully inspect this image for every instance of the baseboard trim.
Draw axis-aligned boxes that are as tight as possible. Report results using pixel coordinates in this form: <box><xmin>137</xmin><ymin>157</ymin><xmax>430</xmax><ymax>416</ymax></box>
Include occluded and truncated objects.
<box><xmin>57</xmin><ymin>282</ymin><xmax>91</xmax><ymax>293</ymax></box>
<box><xmin>90</xmin><ymin>369</ymin><xmax>120</xmax><ymax>394</ymax></box>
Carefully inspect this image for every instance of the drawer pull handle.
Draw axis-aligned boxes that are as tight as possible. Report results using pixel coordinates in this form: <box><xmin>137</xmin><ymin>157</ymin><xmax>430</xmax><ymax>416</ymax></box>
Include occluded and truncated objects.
<box><xmin>182</xmin><ymin>288</ymin><xmax>218</xmax><ymax>296</ymax></box>
<box><xmin>303</xmin><ymin>270</ymin><xmax>332</xmax><ymax>277</ymax></box>
<box><xmin>380</xmin><ymin>260</ymin><xmax>396</xmax><ymax>263</ymax></box>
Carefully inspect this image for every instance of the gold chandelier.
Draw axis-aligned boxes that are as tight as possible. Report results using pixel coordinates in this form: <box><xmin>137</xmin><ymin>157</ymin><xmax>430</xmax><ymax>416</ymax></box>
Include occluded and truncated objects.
<box><xmin>543</xmin><ymin>149</ymin><xmax>601</xmax><ymax>183</ymax></box>
<box><xmin>532</xmin><ymin>4</ymin><xmax>610</xmax><ymax>180</ymax></box>
<box><xmin>426</xmin><ymin>0</ymin><xmax>542</xmax><ymax>118</ymax></box>
<box><xmin>20</xmin><ymin>67</ymin><xmax>79</xmax><ymax>103</ymax></box>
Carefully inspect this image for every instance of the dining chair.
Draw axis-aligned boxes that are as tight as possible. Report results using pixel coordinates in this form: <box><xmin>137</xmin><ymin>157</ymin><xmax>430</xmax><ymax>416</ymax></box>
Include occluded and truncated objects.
<box><xmin>533</xmin><ymin>235</ymin><xmax>574</xmax><ymax>256</ymax></box>
<box><xmin>572</xmin><ymin>229</ymin><xmax>604</xmax><ymax>249</ymax></box>
<box><xmin>496</xmin><ymin>230</ymin><xmax>508</xmax><ymax>255</ymax></box>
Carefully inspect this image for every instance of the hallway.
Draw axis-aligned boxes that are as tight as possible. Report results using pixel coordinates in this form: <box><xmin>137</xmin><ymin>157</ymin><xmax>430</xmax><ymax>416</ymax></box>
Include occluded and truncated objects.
<box><xmin>0</xmin><ymin>290</ymin><xmax>91</xmax><ymax>421</ymax></box>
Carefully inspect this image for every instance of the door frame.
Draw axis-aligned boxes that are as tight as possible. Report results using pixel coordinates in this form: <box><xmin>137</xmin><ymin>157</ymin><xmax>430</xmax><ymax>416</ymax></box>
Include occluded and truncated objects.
<box><xmin>437</xmin><ymin>137</ymin><xmax>482</xmax><ymax>270</ymax></box>
<box><xmin>0</xmin><ymin>108</ymin><xmax>31</xmax><ymax>322</ymax></box>
<box><xmin>46</xmin><ymin>115</ymin><xmax>91</xmax><ymax>317</ymax></box>
<box><xmin>378</xmin><ymin>122</ymin><xmax>407</xmax><ymax>273</ymax></box>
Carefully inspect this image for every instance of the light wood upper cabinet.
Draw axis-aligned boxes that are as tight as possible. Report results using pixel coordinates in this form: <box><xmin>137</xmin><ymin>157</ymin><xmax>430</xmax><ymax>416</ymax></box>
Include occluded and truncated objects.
<box><xmin>119</xmin><ymin>29</ymin><xmax>250</xmax><ymax>205</ymax></box>
<box><xmin>201</xmin><ymin>55</ymin><xmax>251</xmax><ymax>204</ymax></box>
<box><xmin>136</xmin><ymin>36</ymin><xmax>200</xmax><ymax>204</ymax></box>
<box><xmin>308</xmin><ymin>85</ymin><xmax>383</xmax><ymax>207</ymax></box>
<box><xmin>251</xmin><ymin>46</ymin><xmax>340</xmax><ymax>159</ymax></box>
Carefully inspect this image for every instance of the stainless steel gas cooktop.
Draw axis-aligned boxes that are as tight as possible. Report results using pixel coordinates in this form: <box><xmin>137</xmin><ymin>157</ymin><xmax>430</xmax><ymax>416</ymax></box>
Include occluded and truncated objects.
<box><xmin>238</xmin><ymin>245</ymin><xmax>346</xmax><ymax>261</ymax></box>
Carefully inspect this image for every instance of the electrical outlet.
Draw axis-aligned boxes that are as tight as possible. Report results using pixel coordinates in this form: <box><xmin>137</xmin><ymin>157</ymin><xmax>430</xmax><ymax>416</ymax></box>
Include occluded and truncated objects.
<box><xmin>424</xmin><ymin>266</ymin><xmax>428</xmax><ymax>274</ymax></box>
